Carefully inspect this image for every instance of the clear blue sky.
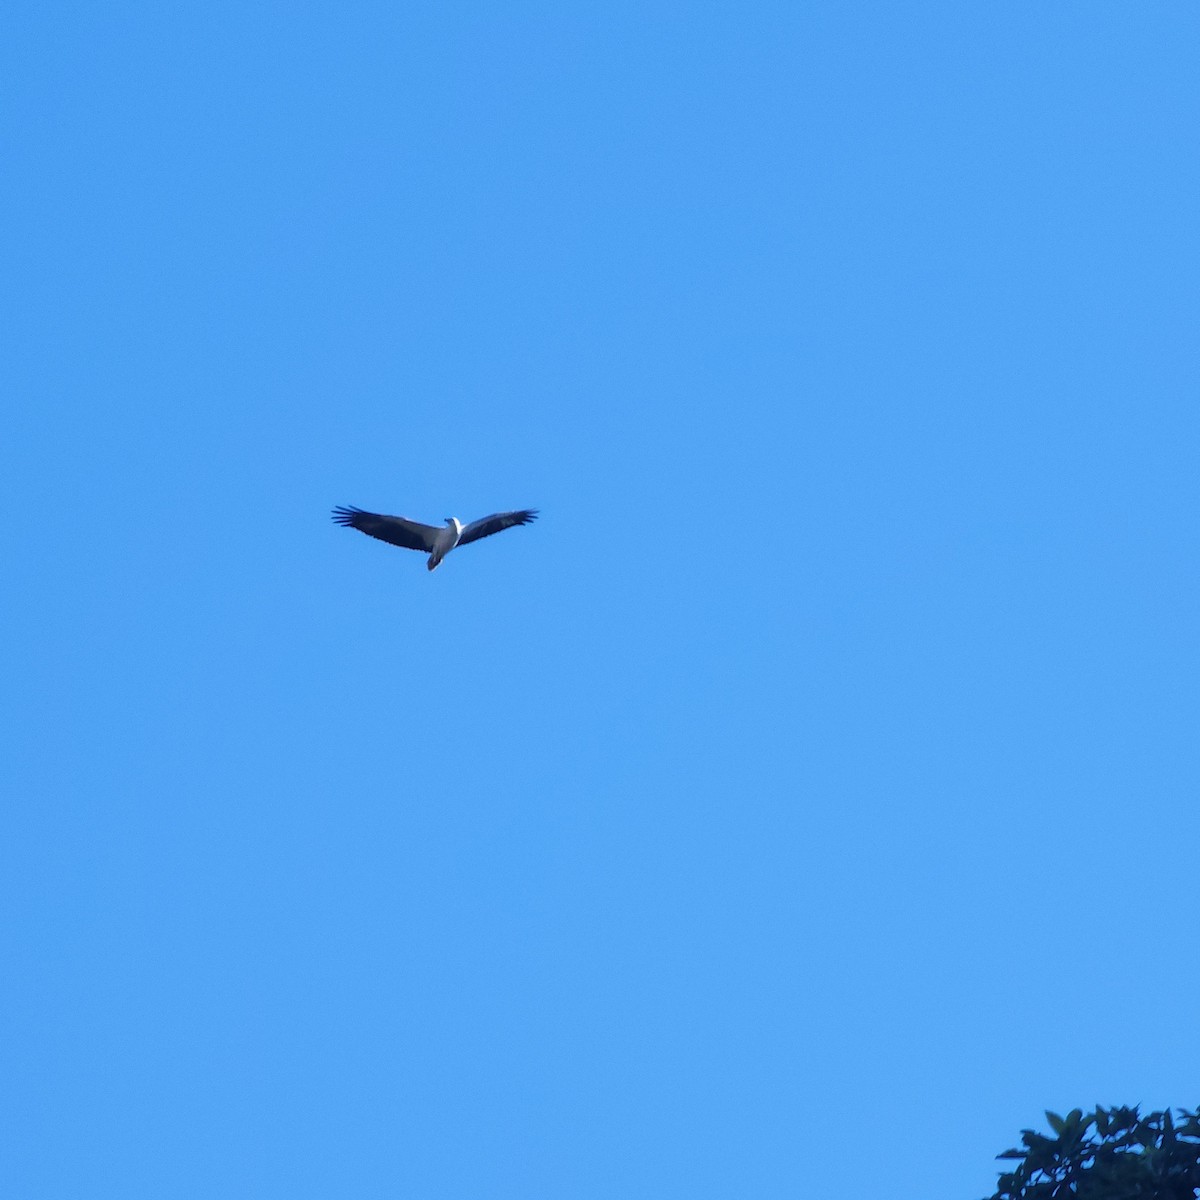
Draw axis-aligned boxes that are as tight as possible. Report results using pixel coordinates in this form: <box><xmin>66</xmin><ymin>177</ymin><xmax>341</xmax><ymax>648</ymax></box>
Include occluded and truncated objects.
<box><xmin>3</xmin><ymin>2</ymin><xmax>1198</xmax><ymax>1196</ymax></box>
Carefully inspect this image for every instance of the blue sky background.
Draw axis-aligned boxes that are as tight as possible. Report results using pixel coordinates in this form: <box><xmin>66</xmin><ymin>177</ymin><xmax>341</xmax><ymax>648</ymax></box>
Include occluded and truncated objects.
<box><xmin>3</xmin><ymin>3</ymin><xmax>1198</xmax><ymax>1196</ymax></box>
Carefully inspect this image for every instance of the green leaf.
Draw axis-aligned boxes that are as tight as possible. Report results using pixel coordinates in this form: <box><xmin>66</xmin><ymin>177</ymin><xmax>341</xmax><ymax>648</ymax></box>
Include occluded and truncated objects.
<box><xmin>1046</xmin><ymin>1110</ymin><xmax>1066</xmax><ymax>1135</ymax></box>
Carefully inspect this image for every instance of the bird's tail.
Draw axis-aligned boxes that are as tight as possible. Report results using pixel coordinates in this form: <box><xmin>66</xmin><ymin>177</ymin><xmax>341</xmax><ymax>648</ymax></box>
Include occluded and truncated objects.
<box><xmin>426</xmin><ymin>553</ymin><xmax>442</xmax><ymax>571</ymax></box>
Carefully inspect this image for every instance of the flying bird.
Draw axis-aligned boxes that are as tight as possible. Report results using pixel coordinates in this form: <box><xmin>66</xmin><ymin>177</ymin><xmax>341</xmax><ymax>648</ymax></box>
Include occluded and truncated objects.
<box><xmin>332</xmin><ymin>505</ymin><xmax>538</xmax><ymax>571</ymax></box>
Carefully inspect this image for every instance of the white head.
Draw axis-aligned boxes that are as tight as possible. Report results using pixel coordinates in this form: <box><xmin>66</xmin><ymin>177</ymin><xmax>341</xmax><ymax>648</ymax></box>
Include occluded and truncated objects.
<box><xmin>444</xmin><ymin>517</ymin><xmax>462</xmax><ymax>532</ymax></box>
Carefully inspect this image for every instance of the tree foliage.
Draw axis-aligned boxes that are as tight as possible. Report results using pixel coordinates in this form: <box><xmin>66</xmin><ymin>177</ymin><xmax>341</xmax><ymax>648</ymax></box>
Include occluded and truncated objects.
<box><xmin>984</xmin><ymin>1106</ymin><xmax>1200</xmax><ymax>1200</ymax></box>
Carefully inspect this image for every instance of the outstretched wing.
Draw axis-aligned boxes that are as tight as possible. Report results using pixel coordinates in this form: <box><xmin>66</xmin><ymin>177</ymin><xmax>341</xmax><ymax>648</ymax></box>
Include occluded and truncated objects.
<box><xmin>457</xmin><ymin>509</ymin><xmax>539</xmax><ymax>548</ymax></box>
<box><xmin>331</xmin><ymin>506</ymin><xmax>441</xmax><ymax>552</ymax></box>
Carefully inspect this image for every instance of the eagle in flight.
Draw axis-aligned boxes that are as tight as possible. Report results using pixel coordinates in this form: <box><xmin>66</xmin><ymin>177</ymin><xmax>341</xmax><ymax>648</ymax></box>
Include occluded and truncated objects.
<box><xmin>332</xmin><ymin>505</ymin><xmax>538</xmax><ymax>571</ymax></box>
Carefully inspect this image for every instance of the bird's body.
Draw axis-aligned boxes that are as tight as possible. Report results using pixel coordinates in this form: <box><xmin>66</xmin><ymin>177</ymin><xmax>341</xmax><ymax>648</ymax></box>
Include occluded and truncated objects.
<box><xmin>427</xmin><ymin>517</ymin><xmax>463</xmax><ymax>571</ymax></box>
<box><xmin>332</xmin><ymin>505</ymin><xmax>537</xmax><ymax>571</ymax></box>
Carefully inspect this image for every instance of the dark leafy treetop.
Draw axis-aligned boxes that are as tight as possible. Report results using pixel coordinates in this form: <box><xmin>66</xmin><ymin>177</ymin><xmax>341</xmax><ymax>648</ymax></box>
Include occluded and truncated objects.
<box><xmin>984</xmin><ymin>1106</ymin><xmax>1200</xmax><ymax>1200</ymax></box>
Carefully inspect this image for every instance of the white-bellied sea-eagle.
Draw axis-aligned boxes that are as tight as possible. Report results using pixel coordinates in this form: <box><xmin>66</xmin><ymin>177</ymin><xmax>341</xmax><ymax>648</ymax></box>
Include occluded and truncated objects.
<box><xmin>332</xmin><ymin>505</ymin><xmax>538</xmax><ymax>571</ymax></box>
